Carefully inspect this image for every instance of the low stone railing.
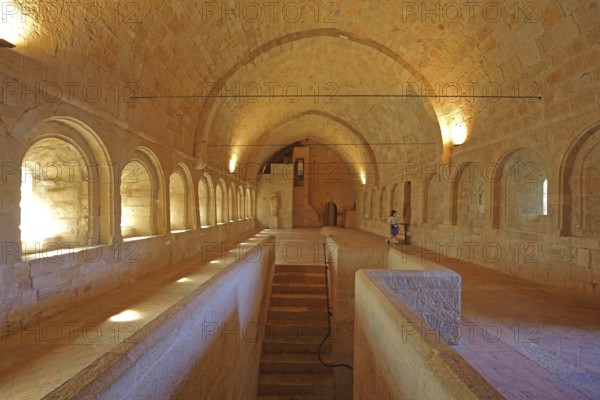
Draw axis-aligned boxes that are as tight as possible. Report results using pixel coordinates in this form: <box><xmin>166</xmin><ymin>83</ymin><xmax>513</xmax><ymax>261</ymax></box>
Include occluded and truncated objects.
<box><xmin>354</xmin><ymin>269</ymin><xmax>502</xmax><ymax>399</ymax></box>
<box><xmin>44</xmin><ymin>235</ymin><xmax>275</xmax><ymax>400</ymax></box>
<box><xmin>386</xmin><ymin>248</ymin><xmax>461</xmax><ymax>344</ymax></box>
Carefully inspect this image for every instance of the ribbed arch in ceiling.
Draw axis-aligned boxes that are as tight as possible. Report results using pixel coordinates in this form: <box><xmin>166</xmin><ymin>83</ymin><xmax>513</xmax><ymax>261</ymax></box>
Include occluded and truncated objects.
<box><xmin>194</xmin><ymin>28</ymin><xmax>444</xmax><ymax>161</ymax></box>
<box><xmin>243</xmin><ymin>109</ymin><xmax>379</xmax><ymax>184</ymax></box>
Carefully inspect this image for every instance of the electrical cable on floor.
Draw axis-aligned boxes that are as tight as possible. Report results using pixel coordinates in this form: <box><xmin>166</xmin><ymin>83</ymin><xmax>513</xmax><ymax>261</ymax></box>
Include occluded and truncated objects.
<box><xmin>317</xmin><ymin>243</ymin><xmax>353</xmax><ymax>371</ymax></box>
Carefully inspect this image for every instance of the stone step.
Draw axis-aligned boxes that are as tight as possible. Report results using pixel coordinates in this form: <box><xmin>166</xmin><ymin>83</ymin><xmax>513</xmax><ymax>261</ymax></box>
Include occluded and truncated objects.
<box><xmin>262</xmin><ymin>328</ymin><xmax>328</xmax><ymax>345</ymax></box>
<box><xmin>262</xmin><ymin>339</ymin><xmax>332</xmax><ymax>354</ymax></box>
<box><xmin>270</xmin><ymin>293</ymin><xmax>327</xmax><ymax>307</ymax></box>
<box><xmin>256</xmin><ymin>396</ymin><xmax>332</xmax><ymax>400</ymax></box>
<box><xmin>257</xmin><ymin>373</ymin><xmax>334</xmax><ymax>396</ymax></box>
<box><xmin>257</xmin><ymin>262</ymin><xmax>333</xmax><ymax>399</ymax></box>
<box><xmin>273</xmin><ymin>272</ymin><xmax>326</xmax><ymax>285</ymax></box>
<box><xmin>272</xmin><ymin>283</ymin><xmax>327</xmax><ymax>295</ymax></box>
<box><xmin>268</xmin><ymin>306</ymin><xmax>328</xmax><ymax>321</ymax></box>
<box><xmin>260</xmin><ymin>353</ymin><xmax>332</xmax><ymax>374</ymax></box>
<box><xmin>265</xmin><ymin>321</ymin><xmax>331</xmax><ymax>340</ymax></box>
<box><xmin>275</xmin><ymin>264</ymin><xmax>324</xmax><ymax>274</ymax></box>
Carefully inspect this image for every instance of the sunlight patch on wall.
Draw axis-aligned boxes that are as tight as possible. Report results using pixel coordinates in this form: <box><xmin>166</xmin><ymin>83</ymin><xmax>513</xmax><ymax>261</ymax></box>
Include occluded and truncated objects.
<box><xmin>0</xmin><ymin>1</ymin><xmax>31</xmax><ymax>45</ymax></box>
<box><xmin>20</xmin><ymin>167</ymin><xmax>65</xmax><ymax>244</ymax></box>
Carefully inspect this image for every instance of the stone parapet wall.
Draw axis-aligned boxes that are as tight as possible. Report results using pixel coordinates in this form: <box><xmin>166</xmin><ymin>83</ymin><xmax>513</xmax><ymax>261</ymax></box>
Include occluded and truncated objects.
<box><xmin>2</xmin><ymin>220</ymin><xmax>257</xmax><ymax>340</ymax></box>
<box><xmin>383</xmin><ymin>251</ymin><xmax>462</xmax><ymax>344</ymax></box>
<box><xmin>0</xmin><ymin>104</ymin><xmax>259</xmax><ymax>341</ymax></box>
<box><xmin>323</xmin><ymin>228</ymin><xmax>461</xmax><ymax>398</ymax></box>
<box><xmin>354</xmin><ymin>269</ymin><xmax>502</xmax><ymax>400</ymax></box>
<box><xmin>324</xmin><ymin>231</ymin><xmax>387</xmax><ymax>399</ymax></box>
<box><xmin>45</xmin><ymin>235</ymin><xmax>276</xmax><ymax>399</ymax></box>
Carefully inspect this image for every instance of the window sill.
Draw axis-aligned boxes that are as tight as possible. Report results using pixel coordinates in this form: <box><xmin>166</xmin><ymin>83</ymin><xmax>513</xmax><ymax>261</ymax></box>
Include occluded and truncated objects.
<box><xmin>170</xmin><ymin>229</ymin><xmax>193</xmax><ymax>234</ymax></box>
<box><xmin>123</xmin><ymin>235</ymin><xmax>160</xmax><ymax>242</ymax></box>
<box><xmin>22</xmin><ymin>244</ymin><xmax>102</xmax><ymax>262</ymax></box>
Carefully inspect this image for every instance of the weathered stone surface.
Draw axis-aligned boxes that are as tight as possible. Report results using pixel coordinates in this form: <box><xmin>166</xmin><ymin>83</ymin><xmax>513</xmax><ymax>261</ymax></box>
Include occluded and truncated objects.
<box><xmin>0</xmin><ymin>0</ymin><xmax>599</xmax><ymax>397</ymax></box>
<box><xmin>354</xmin><ymin>270</ymin><xmax>502</xmax><ymax>400</ymax></box>
<box><xmin>36</xmin><ymin>236</ymin><xmax>276</xmax><ymax>400</ymax></box>
<box><xmin>371</xmin><ymin>265</ymin><xmax>462</xmax><ymax>345</ymax></box>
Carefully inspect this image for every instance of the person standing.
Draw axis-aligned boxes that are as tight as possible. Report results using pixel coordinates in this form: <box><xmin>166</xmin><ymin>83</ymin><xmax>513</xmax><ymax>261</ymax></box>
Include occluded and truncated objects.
<box><xmin>387</xmin><ymin>210</ymin><xmax>399</xmax><ymax>246</ymax></box>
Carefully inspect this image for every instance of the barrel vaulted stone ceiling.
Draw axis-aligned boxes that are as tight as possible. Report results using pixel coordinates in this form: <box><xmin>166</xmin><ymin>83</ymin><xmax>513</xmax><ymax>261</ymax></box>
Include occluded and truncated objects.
<box><xmin>4</xmin><ymin>0</ymin><xmax>600</xmax><ymax>182</ymax></box>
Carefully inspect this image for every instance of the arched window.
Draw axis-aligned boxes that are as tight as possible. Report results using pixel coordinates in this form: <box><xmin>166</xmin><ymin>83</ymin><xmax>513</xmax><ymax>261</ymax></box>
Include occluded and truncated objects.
<box><xmin>245</xmin><ymin>188</ymin><xmax>252</xmax><ymax>218</ymax></box>
<box><xmin>198</xmin><ymin>178</ymin><xmax>210</xmax><ymax>227</ymax></box>
<box><xmin>21</xmin><ymin>138</ymin><xmax>90</xmax><ymax>252</ymax></box>
<box><xmin>493</xmin><ymin>148</ymin><xmax>548</xmax><ymax>231</ymax></box>
<box><xmin>120</xmin><ymin>148</ymin><xmax>165</xmax><ymax>239</ymax></box>
<box><xmin>20</xmin><ymin>118</ymin><xmax>113</xmax><ymax>254</ymax></box>
<box><xmin>216</xmin><ymin>182</ymin><xmax>225</xmax><ymax>224</ymax></box>
<box><xmin>542</xmin><ymin>179</ymin><xmax>548</xmax><ymax>216</ymax></box>
<box><xmin>168</xmin><ymin>163</ymin><xmax>195</xmax><ymax>232</ymax></box>
<box><xmin>169</xmin><ymin>173</ymin><xmax>186</xmax><ymax>231</ymax></box>
<box><xmin>121</xmin><ymin>160</ymin><xmax>152</xmax><ymax>237</ymax></box>
<box><xmin>228</xmin><ymin>185</ymin><xmax>235</xmax><ymax>222</ymax></box>
<box><xmin>238</xmin><ymin>186</ymin><xmax>244</xmax><ymax>220</ymax></box>
<box><xmin>205</xmin><ymin>174</ymin><xmax>217</xmax><ymax>226</ymax></box>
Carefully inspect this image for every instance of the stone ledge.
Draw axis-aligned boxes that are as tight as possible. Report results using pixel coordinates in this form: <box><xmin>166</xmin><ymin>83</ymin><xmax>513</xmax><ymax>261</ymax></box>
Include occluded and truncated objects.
<box><xmin>361</xmin><ymin>268</ymin><xmax>461</xmax><ymax>345</ymax></box>
<box><xmin>354</xmin><ymin>270</ymin><xmax>502</xmax><ymax>400</ymax></box>
<box><xmin>44</xmin><ymin>235</ymin><xmax>276</xmax><ymax>399</ymax></box>
<box><xmin>0</xmin><ymin>233</ymin><xmax>274</xmax><ymax>400</ymax></box>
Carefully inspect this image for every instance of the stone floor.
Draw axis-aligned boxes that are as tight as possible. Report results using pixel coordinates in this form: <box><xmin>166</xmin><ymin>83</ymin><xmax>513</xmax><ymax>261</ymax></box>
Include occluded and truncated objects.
<box><xmin>450</xmin><ymin>263</ymin><xmax>600</xmax><ymax>399</ymax></box>
<box><xmin>319</xmin><ymin>226</ymin><xmax>600</xmax><ymax>400</ymax></box>
<box><xmin>1</xmin><ymin>228</ymin><xmax>599</xmax><ymax>399</ymax></box>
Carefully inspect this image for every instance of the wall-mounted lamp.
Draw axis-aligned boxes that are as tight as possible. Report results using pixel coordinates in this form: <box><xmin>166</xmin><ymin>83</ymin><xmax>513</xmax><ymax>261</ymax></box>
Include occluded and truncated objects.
<box><xmin>0</xmin><ymin>39</ymin><xmax>15</xmax><ymax>48</ymax></box>
<box><xmin>450</xmin><ymin>119</ymin><xmax>467</xmax><ymax>146</ymax></box>
<box><xmin>360</xmin><ymin>171</ymin><xmax>366</xmax><ymax>185</ymax></box>
<box><xmin>229</xmin><ymin>154</ymin><xmax>237</xmax><ymax>173</ymax></box>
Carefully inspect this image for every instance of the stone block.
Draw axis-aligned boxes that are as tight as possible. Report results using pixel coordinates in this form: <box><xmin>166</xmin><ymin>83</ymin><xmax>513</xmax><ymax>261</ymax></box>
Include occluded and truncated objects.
<box><xmin>378</xmin><ymin>270</ymin><xmax>461</xmax><ymax>345</ymax></box>
<box><xmin>29</xmin><ymin>261</ymin><xmax>57</xmax><ymax>278</ymax></box>
<box><xmin>539</xmin><ymin>3</ymin><xmax>565</xmax><ymax>29</ymax></box>
<box><xmin>592</xmin><ymin>268</ymin><xmax>600</xmax><ymax>285</ymax></box>
<box><xmin>31</xmin><ymin>273</ymin><xmax>59</xmax><ymax>290</ymax></box>
<box><xmin>12</xmin><ymin>263</ymin><xmax>32</xmax><ymax>289</ymax></box>
<box><xmin>354</xmin><ymin>270</ymin><xmax>502</xmax><ymax>400</ymax></box>
<box><xmin>549</xmin><ymin>16</ymin><xmax>582</xmax><ymax>49</ymax></box>
<box><xmin>577</xmin><ymin>248</ymin><xmax>591</xmax><ymax>267</ymax></box>
<box><xmin>581</xmin><ymin>238</ymin><xmax>600</xmax><ymax>250</ymax></box>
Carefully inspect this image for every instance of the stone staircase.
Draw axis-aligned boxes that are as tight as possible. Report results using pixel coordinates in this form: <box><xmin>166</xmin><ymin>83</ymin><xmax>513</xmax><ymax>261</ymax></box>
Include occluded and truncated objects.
<box><xmin>256</xmin><ymin>264</ymin><xmax>334</xmax><ymax>399</ymax></box>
